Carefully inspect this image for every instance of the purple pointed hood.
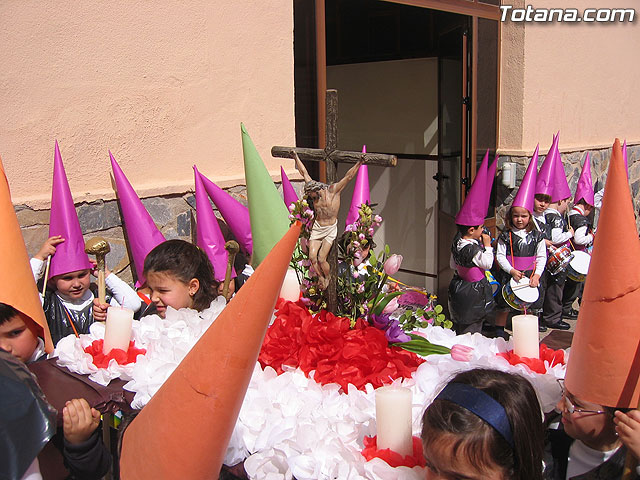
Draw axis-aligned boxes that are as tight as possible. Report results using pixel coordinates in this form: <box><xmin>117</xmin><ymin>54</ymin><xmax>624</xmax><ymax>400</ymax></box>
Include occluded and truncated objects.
<box><xmin>485</xmin><ymin>152</ymin><xmax>498</xmax><ymax>211</ymax></box>
<box><xmin>512</xmin><ymin>151</ymin><xmax>538</xmax><ymax>213</ymax></box>
<box><xmin>574</xmin><ymin>153</ymin><xmax>595</xmax><ymax>207</ymax></box>
<box><xmin>346</xmin><ymin>145</ymin><xmax>370</xmax><ymax>227</ymax></box>
<box><xmin>455</xmin><ymin>150</ymin><xmax>489</xmax><ymax>226</ymax></box>
<box><xmin>198</xmin><ymin>170</ymin><xmax>252</xmax><ymax>256</ymax></box>
<box><xmin>110</xmin><ymin>151</ymin><xmax>166</xmax><ymax>287</ymax></box>
<box><xmin>280</xmin><ymin>167</ymin><xmax>299</xmax><ymax>208</ymax></box>
<box><xmin>535</xmin><ymin>137</ymin><xmax>556</xmax><ymax>195</ymax></box>
<box><xmin>48</xmin><ymin>141</ymin><xmax>93</xmax><ymax>278</ymax></box>
<box><xmin>551</xmin><ymin>145</ymin><xmax>572</xmax><ymax>202</ymax></box>
<box><xmin>194</xmin><ymin>167</ymin><xmax>235</xmax><ymax>282</ymax></box>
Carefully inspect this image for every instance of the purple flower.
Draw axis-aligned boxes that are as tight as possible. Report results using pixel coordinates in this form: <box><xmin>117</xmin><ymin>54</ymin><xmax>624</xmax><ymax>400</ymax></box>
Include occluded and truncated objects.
<box><xmin>345</xmin><ymin>224</ymin><xmax>356</xmax><ymax>232</ymax></box>
<box><xmin>356</xmin><ymin>283</ymin><xmax>365</xmax><ymax>294</ymax></box>
<box><xmin>368</xmin><ymin>227</ymin><xmax>375</xmax><ymax>236</ymax></box>
<box><xmin>398</xmin><ymin>291</ymin><xmax>431</xmax><ymax>307</ymax></box>
<box><xmin>385</xmin><ymin>320</ymin><xmax>411</xmax><ymax>343</ymax></box>
<box><xmin>374</xmin><ymin>215</ymin><xmax>383</xmax><ymax>223</ymax></box>
<box><xmin>383</xmin><ymin>254</ymin><xmax>403</xmax><ymax>275</ymax></box>
<box><xmin>358</xmin><ymin>233</ymin><xmax>366</xmax><ymax>241</ymax></box>
<box><xmin>371</xmin><ymin>313</ymin><xmax>392</xmax><ymax>330</ymax></box>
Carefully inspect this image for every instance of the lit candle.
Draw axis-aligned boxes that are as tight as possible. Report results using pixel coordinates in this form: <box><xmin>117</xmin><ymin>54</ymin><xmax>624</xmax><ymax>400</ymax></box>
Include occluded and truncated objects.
<box><xmin>511</xmin><ymin>314</ymin><xmax>540</xmax><ymax>359</ymax></box>
<box><xmin>375</xmin><ymin>385</ymin><xmax>413</xmax><ymax>456</ymax></box>
<box><xmin>279</xmin><ymin>268</ymin><xmax>300</xmax><ymax>302</ymax></box>
<box><xmin>103</xmin><ymin>306</ymin><xmax>134</xmax><ymax>354</ymax></box>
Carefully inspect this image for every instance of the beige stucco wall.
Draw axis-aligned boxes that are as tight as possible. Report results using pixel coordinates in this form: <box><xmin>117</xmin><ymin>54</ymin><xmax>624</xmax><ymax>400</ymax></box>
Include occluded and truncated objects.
<box><xmin>499</xmin><ymin>0</ymin><xmax>640</xmax><ymax>154</ymax></box>
<box><xmin>0</xmin><ymin>1</ymin><xmax>296</xmax><ymax>209</ymax></box>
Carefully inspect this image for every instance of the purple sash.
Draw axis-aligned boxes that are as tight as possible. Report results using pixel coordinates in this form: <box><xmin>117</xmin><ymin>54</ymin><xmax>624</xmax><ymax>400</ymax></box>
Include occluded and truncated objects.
<box><xmin>512</xmin><ymin>255</ymin><xmax>536</xmax><ymax>272</ymax></box>
<box><xmin>456</xmin><ymin>265</ymin><xmax>486</xmax><ymax>282</ymax></box>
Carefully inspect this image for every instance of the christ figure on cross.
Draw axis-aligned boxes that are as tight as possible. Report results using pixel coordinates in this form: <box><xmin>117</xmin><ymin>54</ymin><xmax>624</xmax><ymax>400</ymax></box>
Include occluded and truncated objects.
<box><xmin>294</xmin><ymin>152</ymin><xmax>364</xmax><ymax>290</ymax></box>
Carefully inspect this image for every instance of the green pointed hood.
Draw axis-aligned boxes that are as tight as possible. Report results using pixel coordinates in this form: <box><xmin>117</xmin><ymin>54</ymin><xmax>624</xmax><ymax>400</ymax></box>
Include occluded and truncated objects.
<box><xmin>241</xmin><ymin>123</ymin><xmax>290</xmax><ymax>266</ymax></box>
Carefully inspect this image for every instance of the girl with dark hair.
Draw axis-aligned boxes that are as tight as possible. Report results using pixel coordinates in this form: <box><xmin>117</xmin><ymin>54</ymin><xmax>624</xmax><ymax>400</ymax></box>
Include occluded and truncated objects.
<box><xmin>421</xmin><ymin>368</ymin><xmax>544</xmax><ymax>480</ymax></box>
<box><xmin>142</xmin><ymin>240</ymin><xmax>219</xmax><ymax>317</ymax></box>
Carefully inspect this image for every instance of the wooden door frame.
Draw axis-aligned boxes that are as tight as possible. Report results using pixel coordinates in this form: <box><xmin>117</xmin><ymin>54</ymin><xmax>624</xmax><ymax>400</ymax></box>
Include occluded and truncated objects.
<box><xmin>313</xmin><ymin>0</ymin><xmax>500</xmax><ymax>215</ymax></box>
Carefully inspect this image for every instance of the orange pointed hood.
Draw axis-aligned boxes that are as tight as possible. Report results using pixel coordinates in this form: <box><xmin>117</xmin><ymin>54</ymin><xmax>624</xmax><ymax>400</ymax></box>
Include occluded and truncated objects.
<box><xmin>564</xmin><ymin>139</ymin><xmax>640</xmax><ymax>408</ymax></box>
<box><xmin>119</xmin><ymin>222</ymin><xmax>301</xmax><ymax>479</ymax></box>
<box><xmin>0</xmin><ymin>157</ymin><xmax>53</xmax><ymax>353</ymax></box>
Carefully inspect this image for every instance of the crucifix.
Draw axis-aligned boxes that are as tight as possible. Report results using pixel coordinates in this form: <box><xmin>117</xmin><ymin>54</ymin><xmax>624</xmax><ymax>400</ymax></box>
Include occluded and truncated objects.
<box><xmin>271</xmin><ymin>89</ymin><xmax>397</xmax><ymax>313</ymax></box>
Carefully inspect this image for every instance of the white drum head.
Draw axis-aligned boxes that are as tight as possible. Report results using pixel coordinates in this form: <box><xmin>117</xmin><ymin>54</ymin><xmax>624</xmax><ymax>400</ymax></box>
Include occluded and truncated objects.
<box><xmin>509</xmin><ymin>277</ymin><xmax>539</xmax><ymax>303</ymax></box>
<box><xmin>569</xmin><ymin>250</ymin><xmax>591</xmax><ymax>275</ymax></box>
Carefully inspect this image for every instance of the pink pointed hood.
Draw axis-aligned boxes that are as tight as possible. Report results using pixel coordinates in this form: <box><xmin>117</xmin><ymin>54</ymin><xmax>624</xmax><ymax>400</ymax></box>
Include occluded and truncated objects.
<box><xmin>198</xmin><ymin>171</ymin><xmax>252</xmax><ymax>256</ymax></box>
<box><xmin>48</xmin><ymin>141</ymin><xmax>93</xmax><ymax>278</ymax></box>
<box><xmin>551</xmin><ymin>141</ymin><xmax>572</xmax><ymax>202</ymax></box>
<box><xmin>455</xmin><ymin>150</ymin><xmax>489</xmax><ymax>226</ymax></box>
<box><xmin>280</xmin><ymin>167</ymin><xmax>299</xmax><ymax>208</ymax></box>
<box><xmin>574</xmin><ymin>153</ymin><xmax>594</xmax><ymax>207</ymax></box>
<box><xmin>110</xmin><ymin>152</ymin><xmax>166</xmax><ymax>287</ymax></box>
<box><xmin>194</xmin><ymin>167</ymin><xmax>235</xmax><ymax>282</ymax></box>
<box><xmin>512</xmin><ymin>151</ymin><xmax>538</xmax><ymax>213</ymax></box>
<box><xmin>346</xmin><ymin>145</ymin><xmax>370</xmax><ymax>227</ymax></box>
<box><xmin>535</xmin><ymin>137</ymin><xmax>556</xmax><ymax>196</ymax></box>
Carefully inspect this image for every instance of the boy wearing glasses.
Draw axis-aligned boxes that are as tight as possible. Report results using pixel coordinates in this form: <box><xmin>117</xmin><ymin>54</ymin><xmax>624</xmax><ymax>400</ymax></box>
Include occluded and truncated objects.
<box><xmin>546</xmin><ymin>379</ymin><xmax>638</xmax><ymax>479</ymax></box>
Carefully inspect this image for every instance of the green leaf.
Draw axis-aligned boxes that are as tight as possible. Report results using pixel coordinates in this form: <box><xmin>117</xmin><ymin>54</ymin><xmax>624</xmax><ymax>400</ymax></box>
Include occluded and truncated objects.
<box><xmin>435</xmin><ymin>304</ymin><xmax>443</xmax><ymax>314</ymax></box>
<box><xmin>384</xmin><ymin>244</ymin><xmax>390</xmax><ymax>255</ymax></box>
<box><xmin>371</xmin><ymin>291</ymin><xmax>403</xmax><ymax>315</ymax></box>
<box><xmin>436</xmin><ymin>314</ymin><xmax>445</xmax><ymax>322</ymax></box>
<box><xmin>443</xmin><ymin>320</ymin><xmax>453</xmax><ymax>329</ymax></box>
<box><xmin>369</xmin><ymin>251</ymin><xmax>377</xmax><ymax>264</ymax></box>
<box><xmin>392</xmin><ymin>335</ymin><xmax>451</xmax><ymax>356</ymax></box>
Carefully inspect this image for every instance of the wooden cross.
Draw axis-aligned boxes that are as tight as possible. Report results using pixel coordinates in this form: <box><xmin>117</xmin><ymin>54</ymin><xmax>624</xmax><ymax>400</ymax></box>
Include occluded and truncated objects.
<box><xmin>271</xmin><ymin>89</ymin><xmax>398</xmax><ymax>313</ymax></box>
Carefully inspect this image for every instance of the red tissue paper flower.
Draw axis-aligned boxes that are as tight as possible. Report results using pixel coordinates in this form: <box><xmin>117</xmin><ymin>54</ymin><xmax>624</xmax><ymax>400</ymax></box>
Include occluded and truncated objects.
<box><xmin>361</xmin><ymin>435</ymin><xmax>426</xmax><ymax>468</ymax></box>
<box><xmin>497</xmin><ymin>343</ymin><xmax>565</xmax><ymax>374</ymax></box>
<box><xmin>84</xmin><ymin>340</ymin><xmax>146</xmax><ymax>369</ymax></box>
<box><xmin>259</xmin><ymin>300</ymin><xmax>425</xmax><ymax>392</ymax></box>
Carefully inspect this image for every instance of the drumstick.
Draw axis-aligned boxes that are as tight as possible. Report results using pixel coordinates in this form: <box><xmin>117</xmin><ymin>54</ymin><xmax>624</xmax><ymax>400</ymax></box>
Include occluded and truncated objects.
<box><xmin>41</xmin><ymin>256</ymin><xmax>51</xmax><ymax>296</ymax></box>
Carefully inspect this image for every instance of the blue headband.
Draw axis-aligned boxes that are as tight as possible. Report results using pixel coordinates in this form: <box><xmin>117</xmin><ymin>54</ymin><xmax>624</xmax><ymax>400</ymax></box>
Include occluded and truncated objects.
<box><xmin>435</xmin><ymin>382</ymin><xmax>514</xmax><ymax>448</ymax></box>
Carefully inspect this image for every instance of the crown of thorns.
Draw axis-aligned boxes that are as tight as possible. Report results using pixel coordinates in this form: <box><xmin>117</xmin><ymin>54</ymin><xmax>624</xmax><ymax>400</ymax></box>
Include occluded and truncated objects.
<box><xmin>304</xmin><ymin>181</ymin><xmax>329</xmax><ymax>195</ymax></box>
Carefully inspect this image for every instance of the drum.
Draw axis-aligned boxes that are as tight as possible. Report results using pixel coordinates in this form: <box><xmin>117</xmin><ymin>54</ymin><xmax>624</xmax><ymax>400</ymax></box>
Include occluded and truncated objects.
<box><xmin>502</xmin><ymin>277</ymin><xmax>539</xmax><ymax>311</ymax></box>
<box><xmin>485</xmin><ymin>270</ymin><xmax>500</xmax><ymax>297</ymax></box>
<box><xmin>567</xmin><ymin>250</ymin><xmax>591</xmax><ymax>282</ymax></box>
<box><xmin>546</xmin><ymin>244</ymin><xmax>573</xmax><ymax>275</ymax></box>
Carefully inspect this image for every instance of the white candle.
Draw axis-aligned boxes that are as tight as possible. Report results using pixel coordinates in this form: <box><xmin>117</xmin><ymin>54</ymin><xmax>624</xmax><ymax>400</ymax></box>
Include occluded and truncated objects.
<box><xmin>375</xmin><ymin>385</ymin><xmax>413</xmax><ymax>456</ymax></box>
<box><xmin>279</xmin><ymin>268</ymin><xmax>301</xmax><ymax>302</ymax></box>
<box><xmin>511</xmin><ymin>314</ymin><xmax>540</xmax><ymax>359</ymax></box>
<box><xmin>103</xmin><ymin>306</ymin><xmax>134</xmax><ymax>354</ymax></box>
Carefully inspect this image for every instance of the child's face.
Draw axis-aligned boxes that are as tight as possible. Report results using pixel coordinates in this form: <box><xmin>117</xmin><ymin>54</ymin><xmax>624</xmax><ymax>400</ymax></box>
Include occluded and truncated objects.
<box><xmin>146</xmin><ymin>271</ymin><xmax>198</xmax><ymax>318</ymax></box>
<box><xmin>53</xmin><ymin>269</ymin><xmax>91</xmax><ymax>299</ymax></box>
<box><xmin>534</xmin><ymin>197</ymin><xmax>549</xmax><ymax>214</ymax></box>
<box><xmin>0</xmin><ymin>313</ymin><xmax>39</xmax><ymax>363</ymax></box>
<box><xmin>423</xmin><ymin>432</ymin><xmax>506</xmax><ymax>480</ymax></box>
<box><xmin>468</xmin><ymin>226</ymin><xmax>483</xmax><ymax>240</ymax></box>
<box><xmin>557</xmin><ymin>388</ymin><xmax>615</xmax><ymax>449</ymax></box>
<box><xmin>511</xmin><ymin>207</ymin><xmax>531</xmax><ymax>230</ymax></box>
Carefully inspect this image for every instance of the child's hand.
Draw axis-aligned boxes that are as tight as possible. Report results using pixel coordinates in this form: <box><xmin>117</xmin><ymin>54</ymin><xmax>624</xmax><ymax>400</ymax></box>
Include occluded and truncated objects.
<box><xmin>545</xmin><ymin>239</ymin><xmax>553</xmax><ymax>247</ymax></box>
<box><xmin>568</xmin><ymin>227</ymin><xmax>575</xmax><ymax>236</ymax></box>
<box><xmin>92</xmin><ymin>298</ymin><xmax>109</xmax><ymax>322</ymax></box>
<box><xmin>35</xmin><ymin>235</ymin><xmax>65</xmax><ymax>261</ymax></box>
<box><xmin>63</xmin><ymin>398</ymin><xmax>101</xmax><ymax>445</ymax></box>
<box><xmin>481</xmin><ymin>233</ymin><xmax>491</xmax><ymax>247</ymax></box>
<box><xmin>614</xmin><ymin>410</ymin><xmax>640</xmax><ymax>460</ymax></box>
<box><xmin>510</xmin><ymin>269</ymin><xmax>524</xmax><ymax>281</ymax></box>
<box><xmin>529</xmin><ymin>274</ymin><xmax>540</xmax><ymax>288</ymax></box>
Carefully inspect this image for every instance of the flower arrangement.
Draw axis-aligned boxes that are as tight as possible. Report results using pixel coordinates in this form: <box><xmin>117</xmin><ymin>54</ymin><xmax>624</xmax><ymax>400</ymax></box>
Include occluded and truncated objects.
<box><xmin>288</xmin><ymin>200</ymin><xmax>451</xmax><ymax>356</ymax></box>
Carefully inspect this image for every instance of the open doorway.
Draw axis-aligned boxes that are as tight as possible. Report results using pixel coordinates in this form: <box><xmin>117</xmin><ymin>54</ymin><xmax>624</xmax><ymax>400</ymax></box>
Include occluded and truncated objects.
<box><xmin>293</xmin><ymin>0</ymin><xmax>499</xmax><ymax>304</ymax></box>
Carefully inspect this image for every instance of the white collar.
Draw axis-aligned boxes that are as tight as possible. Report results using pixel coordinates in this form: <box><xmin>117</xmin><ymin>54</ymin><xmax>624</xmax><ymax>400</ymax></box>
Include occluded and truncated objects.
<box><xmin>29</xmin><ymin>337</ymin><xmax>46</xmax><ymax>362</ymax></box>
<box><xmin>56</xmin><ymin>289</ymin><xmax>94</xmax><ymax>311</ymax></box>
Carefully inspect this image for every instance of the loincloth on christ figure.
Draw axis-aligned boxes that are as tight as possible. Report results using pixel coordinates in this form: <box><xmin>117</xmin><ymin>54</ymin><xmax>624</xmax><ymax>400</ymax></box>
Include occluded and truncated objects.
<box><xmin>309</xmin><ymin>220</ymin><xmax>338</xmax><ymax>244</ymax></box>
